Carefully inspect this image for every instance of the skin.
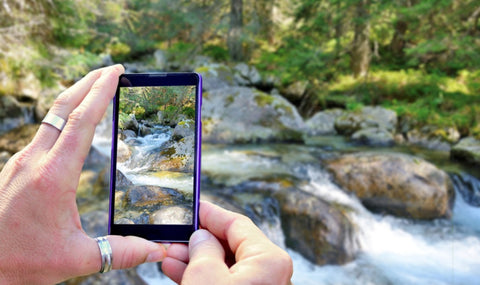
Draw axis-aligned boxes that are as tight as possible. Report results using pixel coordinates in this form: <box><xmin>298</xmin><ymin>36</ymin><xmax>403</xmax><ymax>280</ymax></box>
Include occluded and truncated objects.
<box><xmin>162</xmin><ymin>201</ymin><xmax>294</xmax><ymax>285</ymax></box>
<box><xmin>0</xmin><ymin>65</ymin><xmax>293</xmax><ymax>285</ymax></box>
<box><xmin>0</xmin><ymin>65</ymin><xmax>166</xmax><ymax>284</ymax></box>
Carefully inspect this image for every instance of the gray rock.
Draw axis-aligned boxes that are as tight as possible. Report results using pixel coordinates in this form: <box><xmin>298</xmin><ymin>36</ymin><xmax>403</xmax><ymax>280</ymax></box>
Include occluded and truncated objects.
<box><xmin>194</xmin><ymin>64</ymin><xmax>235</xmax><ymax>91</ymax></box>
<box><xmin>202</xmin><ymin>87</ymin><xmax>305</xmax><ymax>143</ymax></box>
<box><xmin>122</xmin><ymin>113</ymin><xmax>139</xmax><ymax>133</ymax></box>
<box><xmin>116</xmin><ymin>170</ymin><xmax>133</xmax><ymax>187</ymax></box>
<box><xmin>274</xmin><ymin>188</ymin><xmax>358</xmax><ymax>265</ymax></box>
<box><xmin>335</xmin><ymin>106</ymin><xmax>397</xmax><ymax>135</ymax></box>
<box><xmin>283</xmin><ymin>80</ymin><xmax>308</xmax><ymax>101</ymax></box>
<box><xmin>326</xmin><ymin>152</ymin><xmax>454</xmax><ymax>219</ymax></box>
<box><xmin>306</xmin><ymin>109</ymin><xmax>344</xmax><ymax>135</ymax></box>
<box><xmin>151</xmin><ymin>206</ymin><xmax>192</xmax><ymax>224</ymax></box>
<box><xmin>451</xmin><ymin>137</ymin><xmax>480</xmax><ymax>165</ymax></box>
<box><xmin>351</xmin><ymin>127</ymin><xmax>395</xmax><ymax>146</ymax></box>
<box><xmin>172</xmin><ymin>119</ymin><xmax>195</xmax><ymax>140</ymax></box>
<box><xmin>233</xmin><ymin>63</ymin><xmax>262</xmax><ymax>86</ymax></box>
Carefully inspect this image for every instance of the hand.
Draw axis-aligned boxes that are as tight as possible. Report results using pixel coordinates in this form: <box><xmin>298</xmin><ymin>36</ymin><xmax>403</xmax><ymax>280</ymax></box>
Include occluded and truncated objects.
<box><xmin>162</xmin><ymin>201</ymin><xmax>293</xmax><ymax>285</ymax></box>
<box><xmin>0</xmin><ymin>65</ymin><xmax>167</xmax><ymax>284</ymax></box>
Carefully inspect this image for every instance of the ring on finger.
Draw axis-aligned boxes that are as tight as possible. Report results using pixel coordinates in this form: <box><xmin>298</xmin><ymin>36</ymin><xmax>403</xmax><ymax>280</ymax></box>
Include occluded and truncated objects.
<box><xmin>42</xmin><ymin>112</ymin><xmax>67</xmax><ymax>132</ymax></box>
<box><xmin>95</xmin><ymin>236</ymin><xmax>113</xmax><ymax>273</ymax></box>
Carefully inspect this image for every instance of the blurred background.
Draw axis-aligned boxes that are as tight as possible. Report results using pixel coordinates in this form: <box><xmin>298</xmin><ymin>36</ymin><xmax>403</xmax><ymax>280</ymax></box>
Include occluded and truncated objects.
<box><xmin>1</xmin><ymin>0</ymin><xmax>480</xmax><ymax>284</ymax></box>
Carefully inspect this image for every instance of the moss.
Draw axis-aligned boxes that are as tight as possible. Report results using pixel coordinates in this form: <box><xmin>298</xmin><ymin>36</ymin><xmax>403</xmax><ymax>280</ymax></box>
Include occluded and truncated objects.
<box><xmin>254</xmin><ymin>91</ymin><xmax>275</xmax><ymax>107</ymax></box>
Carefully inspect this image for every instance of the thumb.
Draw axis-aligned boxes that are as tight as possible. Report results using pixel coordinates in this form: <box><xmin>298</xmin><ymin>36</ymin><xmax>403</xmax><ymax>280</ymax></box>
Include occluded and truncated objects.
<box><xmin>183</xmin><ymin>230</ymin><xmax>230</xmax><ymax>282</ymax></box>
<box><xmin>87</xmin><ymin>235</ymin><xmax>167</xmax><ymax>273</ymax></box>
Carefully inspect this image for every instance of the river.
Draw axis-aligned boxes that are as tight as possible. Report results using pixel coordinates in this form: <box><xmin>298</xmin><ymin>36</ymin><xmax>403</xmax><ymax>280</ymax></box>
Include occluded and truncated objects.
<box><xmin>92</xmin><ymin>110</ymin><xmax>480</xmax><ymax>285</ymax></box>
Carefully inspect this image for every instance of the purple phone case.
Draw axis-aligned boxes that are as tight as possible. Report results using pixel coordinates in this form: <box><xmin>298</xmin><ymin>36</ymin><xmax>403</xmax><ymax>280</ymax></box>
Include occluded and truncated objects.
<box><xmin>108</xmin><ymin>73</ymin><xmax>202</xmax><ymax>242</ymax></box>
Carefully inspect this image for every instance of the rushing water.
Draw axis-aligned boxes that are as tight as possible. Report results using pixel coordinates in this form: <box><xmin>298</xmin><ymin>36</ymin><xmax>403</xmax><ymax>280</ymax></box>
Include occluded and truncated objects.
<box><xmin>92</xmin><ymin>115</ymin><xmax>480</xmax><ymax>284</ymax></box>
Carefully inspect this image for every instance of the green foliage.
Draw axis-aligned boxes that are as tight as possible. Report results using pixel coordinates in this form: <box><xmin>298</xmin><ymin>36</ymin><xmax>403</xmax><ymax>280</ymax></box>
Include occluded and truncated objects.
<box><xmin>202</xmin><ymin>45</ymin><xmax>229</xmax><ymax>61</ymax></box>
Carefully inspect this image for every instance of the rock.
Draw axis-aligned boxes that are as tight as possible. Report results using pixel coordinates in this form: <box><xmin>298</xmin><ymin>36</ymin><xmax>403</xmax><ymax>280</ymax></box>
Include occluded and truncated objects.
<box><xmin>151</xmin><ymin>206</ymin><xmax>192</xmax><ymax>224</ymax></box>
<box><xmin>194</xmin><ymin>64</ymin><xmax>235</xmax><ymax>91</ymax></box>
<box><xmin>233</xmin><ymin>63</ymin><xmax>262</xmax><ymax>86</ymax></box>
<box><xmin>117</xmin><ymin>140</ymin><xmax>132</xmax><ymax>163</ymax></box>
<box><xmin>0</xmin><ymin>151</ymin><xmax>11</xmax><ymax>171</ymax></box>
<box><xmin>274</xmin><ymin>188</ymin><xmax>358</xmax><ymax>265</ymax></box>
<box><xmin>351</xmin><ymin>127</ymin><xmax>395</xmax><ymax>146</ymax></box>
<box><xmin>138</xmin><ymin>124</ymin><xmax>152</xmax><ymax>136</ymax></box>
<box><xmin>116</xmin><ymin>170</ymin><xmax>133</xmax><ymax>187</ymax></box>
<box><xmin>282</xmin><ymin>81</ymin><xmax>308</xmax><ymax>103</ymax></box>
<box><xmin>335</xmin><ymin>106</ymin><xmax>397</xmax><ymax>135</ymax></box>
<box><xmin>172</xmin><ymin>119</ymin><xmax>195</xmax><ymax>140</ymax></box>
<box><xmin>326</xmin><ymin>152</ymin><xmax>454</xmax><ymax>219</ymax></box>
<box><xmin>0</xmin><ymin>95</ymin><xmax>36</xmax><ymax>134</ymax></box>
<box><xmin>124</xmin><ymin>185</ymin><xmax>184</xmax><ymax>209</ymax></box>
<box><xmin>406</xmin><ymin>126</ymin><xmax>458</xmax><ymax>151</ymax></box>
<box><xmin>17</xmin><ymin>72</ymin><xmax>41</xmax><ymax>101</ymax></box>
<box><xmin>451</xmin><ymin>137</ymin><xmax>480</xmax><ymax>165</ymax></box>
<box><xmin>202</xmin><ymin>87</ymin><xmax>305</xmax><ymax>143</ymax></box>
<box><xmin>450</xmin><ymin>172</ymin><xmax>480</xmax><ymax>207</ymax></box>
<box><xmin>122</xmin><ymin>114</ymin><xmax>139</xmax><ymax>133</ymax></box>
<box><xmin>154</xmin><ymin>49</ymin><xmax>167</xmax><ymax>70</ymax></box>
<box><xmin>0</xmin><ymin>124</ymin><xmax>39</xmax><ymax>154</ymax></box>
<box><xmin>306</xmin><ymin>109</ymin><xmax>344</xmax><ymax>135</ymax></box>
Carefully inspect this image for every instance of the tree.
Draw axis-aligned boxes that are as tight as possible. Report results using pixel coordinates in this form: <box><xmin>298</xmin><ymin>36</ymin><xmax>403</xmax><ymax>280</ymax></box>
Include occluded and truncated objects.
<box><xmin>228</xmin><ymin>0</ymin><xmax>244</xmax><ymax>61</ymax></box>
<box><xmin>350</xmin><ymin>0</ymin><xmax>371</xmax><ymax>78</ymax></box>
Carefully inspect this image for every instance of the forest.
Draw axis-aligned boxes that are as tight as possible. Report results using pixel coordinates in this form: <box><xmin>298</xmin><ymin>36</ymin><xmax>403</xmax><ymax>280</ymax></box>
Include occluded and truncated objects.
<box><xmin>1</xmin><ymin>0</ymin><xmax>479</xmax><ymax>137</ymax></box>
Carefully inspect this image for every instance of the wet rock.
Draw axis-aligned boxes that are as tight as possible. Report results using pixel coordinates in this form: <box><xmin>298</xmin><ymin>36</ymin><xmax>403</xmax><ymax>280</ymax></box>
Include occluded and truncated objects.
<box><xmin>116</xmin><ymin>170</ymin><xmax>133</xmax><ymax>187</ymax></box>
<box><xmin>326</xmin><ymin>152</ymin><xmax>454</xmax><ymax>219</ymax></box>
<box><xmin>0</xmin><ymin>95</ymin><xmax>36</xmax><ymax>134</ymax></box>
<box><xmin>351</xmin><ymin>127</ymin><xmax>395</xmax><ymax>146</ymax></box>
<box><xmin>117</xmin><ymin>140</ymin><xmax>132</xmax><ymax>163</ymax></box>
<box><xmin>335</xmin><ymin>106</ymin><xmax>397</xmax><ymax>135</ymax></box>
<box><xmin>172</xmin><ymin>119</ymin><xmax>195</xmax><ymax>140</ymax></box>
<box><xmin>274</xmin><ymin>188</ymin><xmax>358</xmax><ymax>265</ymax></box>
<box><xmin>150</xmin><ymin>136</ymin><xmax>195</xmax><ymax>172</ymax></box>
<box><xmin>124</xmin><ymin>185</ymin><xmax>183</xmax><ymax>209</ymax></box>
<box><xmin>306</xmin><ymin>109</ymin><xmax>344</xmax><ymax>135</ymax></box>
<box><xmin>151</xmin><ymin>206</ymin><xmax>192</xmax><ymax>224</ymax></box>
<box><xmin>451</xmin><ymin>137</ymin><xmax>480</xmax><ymax>166</ymax></box>
<box><xmin>202</xmin><ymin>87</ymin><xmax>305</xmax><ymax>143</ymax></box>
<box><xmin>450</xmin><ymin>172</ymin><xmax>480</xmax><ymax>207</ymax></box>
<box><xmin>233</xmin><ymin>63</ymin><xmax>262</xmax><ymax>86</ymax></box>
<box><xmin>195</xmin><ymin>64</ymin><xmax>235</xmax><ymax>91</ymax></box>
<box><xmin>0</xmin><ymin>124</ymin><xmax>39</xmax><ymax>154</ymax></box>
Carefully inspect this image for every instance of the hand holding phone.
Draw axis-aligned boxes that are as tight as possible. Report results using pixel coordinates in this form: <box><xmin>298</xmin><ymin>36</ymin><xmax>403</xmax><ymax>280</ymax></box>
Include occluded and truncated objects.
<box><xmin>109</xmin><ymin>73</ymin><xmax>202</xmax><ymax>242</ymax></box>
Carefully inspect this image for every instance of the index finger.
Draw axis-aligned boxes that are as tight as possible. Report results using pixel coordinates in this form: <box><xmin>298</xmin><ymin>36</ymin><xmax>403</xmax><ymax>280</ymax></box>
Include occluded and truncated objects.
<box><xmin>48</xmin><ymin>65</ymin><xmax>124</xmax><ymax>175</ymax></box>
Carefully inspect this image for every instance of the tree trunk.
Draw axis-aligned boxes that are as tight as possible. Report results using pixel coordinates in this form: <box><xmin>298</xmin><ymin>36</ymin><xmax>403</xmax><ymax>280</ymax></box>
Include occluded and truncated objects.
<box><xmin>255</xmin><ymin>0</ymin><xmax>274</xmax><ymax>44</ymax></box>
<box><xmin>228</xmin><ymin>0</ymin><xmax>244</xmax><ymax>61</ymax></box>
<box><xmin>390</xmin><ymin>19</ymin><xmax>408</xmax><ymax>57</ymax></box>
<box><xmin>350</xmin><ymin>0</ymin><xmax>370</xmax><ymax>78</ymax></box>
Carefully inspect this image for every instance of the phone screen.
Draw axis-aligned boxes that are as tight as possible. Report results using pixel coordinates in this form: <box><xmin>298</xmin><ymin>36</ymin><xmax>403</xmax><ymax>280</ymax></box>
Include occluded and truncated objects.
<box><xmin>109</xmin><ymin>73</ymin><xmax>201</xmax><ymax>241</ymax></box>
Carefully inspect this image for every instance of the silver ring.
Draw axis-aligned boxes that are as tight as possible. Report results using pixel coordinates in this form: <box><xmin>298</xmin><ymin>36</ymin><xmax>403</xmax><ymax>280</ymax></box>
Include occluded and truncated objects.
<box><xmin>42</xmin><ymin>112</ymin><xmax>66</xmax><ymax>132</ymax></box>
<box><xmin>95</xmin><ymin>236</ymin><xmax>113</xmax><ymax>273</ymax></box>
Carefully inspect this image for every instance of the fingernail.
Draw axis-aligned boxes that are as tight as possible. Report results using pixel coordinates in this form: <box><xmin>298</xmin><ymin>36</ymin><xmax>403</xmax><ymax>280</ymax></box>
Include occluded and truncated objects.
<box><xmin>146</xmin><ymin>249</ymin><xmax>165</xmax><ymax>263</ymax></box>
<box><xmin>189</xmin><ymin>229</ymin><xmax>211</xmax><ymax>247</ymax></box>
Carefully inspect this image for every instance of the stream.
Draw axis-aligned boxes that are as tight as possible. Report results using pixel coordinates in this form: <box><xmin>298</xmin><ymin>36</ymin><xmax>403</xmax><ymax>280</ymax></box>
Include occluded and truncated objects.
<box><xmin>92</xmin><ymin>113</ymin><xmax>480</xmax><ymax>285</ymax></box>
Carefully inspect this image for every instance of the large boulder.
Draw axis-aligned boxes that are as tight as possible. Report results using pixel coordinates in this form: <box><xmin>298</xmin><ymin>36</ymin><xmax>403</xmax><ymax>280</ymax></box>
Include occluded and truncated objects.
<box><xmin>326</xmin><ymin>152</ymin><xmax>454</xmax><ymax>219</ymax></box>
<box><xmin>451</xmin><ymin>137</ymin><xmax>480</xmax><ymax>166</ymax></box>
<box><xmin>335</xmin><ymin>106</ymin><xmax>397</xmax><ymax>135</ymax></box>
<box><xmin>351</xmin><ymin>127</ymin><xmax>395</xmax><ymax>146</ymax></box>
<box><xmin>202</xmin><ymin>87</ymin><xmax>305</xmax><ymax>143</ymax></box>
<box><xmin>274</xmin><ymin>188</ymin><xmax>358</xmax><ymax>265</ymax></box>
<box><xmin>233</xmin><ymin>63</ymin><xmax>262</xmax><ymax>86</ymax></box>
<box><xmin>306</xmin><ymin>109</ymin><xmax>344</xmax><ymax>136</ymax></box>
<box><xmin>195</xmin><ymin>64</ymin><xmax>235</xmax><ymax>91</ymax></box>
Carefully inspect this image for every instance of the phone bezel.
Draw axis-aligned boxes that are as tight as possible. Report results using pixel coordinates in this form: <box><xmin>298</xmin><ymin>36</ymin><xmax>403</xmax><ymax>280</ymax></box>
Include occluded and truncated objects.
<box><xmin>108</xmin><ymin>73</ymin><xmax>202</xmax><ymax>242</ymax></box>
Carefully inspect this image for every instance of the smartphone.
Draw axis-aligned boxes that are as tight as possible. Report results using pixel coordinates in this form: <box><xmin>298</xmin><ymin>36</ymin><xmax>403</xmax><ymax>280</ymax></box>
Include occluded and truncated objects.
<box><xmin>109</xmin><ymin>73</ymin><xmax>202</xmax><ymax>242</ymax></box>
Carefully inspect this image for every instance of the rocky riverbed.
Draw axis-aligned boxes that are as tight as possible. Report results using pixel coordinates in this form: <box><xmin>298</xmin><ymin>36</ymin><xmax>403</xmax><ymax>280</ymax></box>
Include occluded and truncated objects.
<box><xmin>1</xmin><ymin>53</ymin><xmax>480</xmax><ymax>284</ymax></box>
